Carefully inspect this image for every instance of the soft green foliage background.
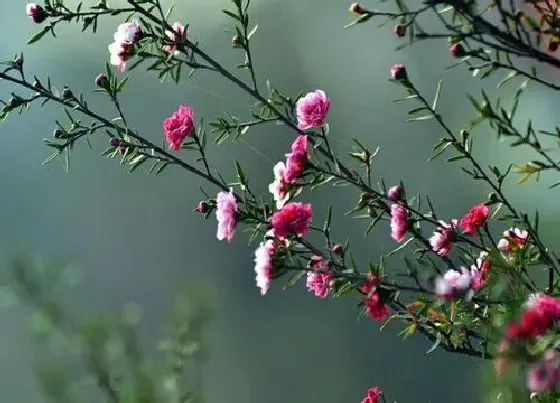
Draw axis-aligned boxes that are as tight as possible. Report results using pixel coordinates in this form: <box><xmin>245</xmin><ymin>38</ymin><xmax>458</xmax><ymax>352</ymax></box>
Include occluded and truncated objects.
<box><xmin>0</xmin><ymin>0</ymin><xmax>558</xmax><ymax>401</ymax></box>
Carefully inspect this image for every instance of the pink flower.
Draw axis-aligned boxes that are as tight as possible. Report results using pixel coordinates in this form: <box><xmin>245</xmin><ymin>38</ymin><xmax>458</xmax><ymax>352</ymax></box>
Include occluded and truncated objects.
<box><xmin>306</xmin><ymin>256</ymin><xmax>332</xmax><ymax>298</ymax></box>
<box><xmin>430</xmin><ymin>219</ymin><xmax>457</xmax><ymax>256</ymax></box>
<box><xmin>108</xmin><ymin>21</ymin><xmax>143</xmax><ymax>72</ymax></box>
<box><xmin>361</xmin><ymin>274</ymin><xmax>389</xmax><ymax>322</ymax></box>
<box><xmin>507</xmin><ymin>294</ymin><xmax>560</xmax><ymax>341</ymax></box>
<box><xmin>284</xmin><ymin>135</ymin><xmax>310</xmax><ymax>183</ymax></box>
<box><xmin>295</xmin><ymin>90</ymin><xmax>331</xmax><ymax>130</ymax></box>
<box><xmin>361</xmin><ymin>387</ymin><xmax>382</xmax><ymax>403</ymax></box>
<box><xmin>387</xmin><ymin>185</ymin><xmax>401</xmax><ymax>202</ymax></box>
<box><xmin>459</xmin><ymin>203</ymin><xmax>489</xmax><ymax>236</ymax></box>
<box><xmin>216</xmin><ymin>190</ymin><xmax>238</xmax><ymax>242</ymax></box>
<box><xmin>390</xmin><ymin>63</ymin><xmax>407</xmax><ymax>80</ymax></box>
<box><xmin>163</xmin><ymin>104</ymin><xmax>195</xmax><ymax>151</ymax></box>
<box><xmin>254</xmin><ymin>239</ymin><xmax>274</xmax><ymax>295</ymax></box>
<box><xmin>164</xmin><ymin>22</ymin><xmax>186</xmax><ymax>54</ymax></box>
<box><xmin>527</xmin><ymin>350</ymin><xmax>560</xmax><ymax>393</ymax></box>
<box><xmin>434</xmin><ymin>267</ymin><xmax>473</xmax><ymax>301</ymax></box>
<box><xmin>390</xmin><ymin>203</ymin><xmax>408</xmax><ymax>243</ymax></box>
<box><xmin>268</xmin><ymin>162</ymin><xmax>290</xmax><ymax>209</ymax></box>
<box><xmin>470</xmin><ymin>252</ymin><xmax>491</xmax><ymax>290</ymax></box>
<box><xmin>270</xmin><ymin>202</ymin><xmax>312</xmax><ymax>239</ymax></box>
<box><xmin>26</xmin><ymin>3</ymin><xmax>47</xmax><ymax>23</ymax></box>
<box><xmin>498</xmin><ymin>227</ymin><xmax>529</xmax><ymax>254</ymax></box>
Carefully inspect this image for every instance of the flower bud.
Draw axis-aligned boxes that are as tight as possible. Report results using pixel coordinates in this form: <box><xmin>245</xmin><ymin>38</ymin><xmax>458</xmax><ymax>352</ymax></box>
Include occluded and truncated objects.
<box><xmin>548</xmin><ymin>39</ymin><xmax>559</xmax><ymax>52</ymax></box>
<box><xmin>349</xmin><ymin>3</ymin><xmax>368</xmax><ymax>15</ymax></box>
<box><xmin>118</xmin><ymin>146</ymin><xmax>127</xmax><ymax>155</ymax></box>
<box><xmin>449</xmin><ymin>43</ymin><xmax>466</xmax><ymax>57</ymax></box>
<box><xmin>231</xmin><ymin>34</ymin><xmax>243</xmax><ymax>48</ymax></box>
<box><xmin>13</xmin><ymin>57</ymin><xmax>23</xmax><ymax>68</ymax></box>
<box><xmin>387</xmin><ymin>185</ymin><xmax>402</xmax><ymax>202</ymax></box>
<box><xmin>26</xmin><ymin>3</ymin><xmax>47</xmax><ymax>24</ymax></box>
<box><xmin>32</xmin><ymin>80</ymin><xmax>42</xmax><ymax>90</ymax></box>
<box><xmin>360</xmin><ymin>192</ymin><xmax>373</xmax><ymax>202</ymax></box>
<box><xmin>53</xmin><ymin>128</ymin><xmax>63</xmax><ymax>139</ymax></box>
<box><xmin>110</xmin><ymin>137</ymin><xmax>120</xmax><ymax>148</ymax></box>
<box><xmin>332</xmin><ymin>244</ymin><xmax>343</xmax><ymax>255</ymax></box>
<box><xmin>394</xmin><ymin>24</ymin><xmax>406</xmax><ymax>37</ymax></box>
<box><xmin>197</xmin><ymin>201</ymin><xmax>209</xmax><ymax>214</ymax></box>
<box><xmin>95</xmin><ymin>73</ymin><xmax>109</xmax><ymax>89</ymax></box>
<box><xmin>390</xmin><ymin>63</ymin><xmax>407</xmax><ymax>80</ymax></box>
<box><xmin>62</xmin><ymin>87</ymin><xmax>73</xmax><ymax>99</ymax></box>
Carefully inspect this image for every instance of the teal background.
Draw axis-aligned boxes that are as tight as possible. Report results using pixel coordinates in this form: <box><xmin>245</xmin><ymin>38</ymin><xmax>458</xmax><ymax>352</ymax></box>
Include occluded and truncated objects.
<box><xmin>0</xmin><ymin>0</ymin><xmax>557</xmax><ymax>401</ymax></box>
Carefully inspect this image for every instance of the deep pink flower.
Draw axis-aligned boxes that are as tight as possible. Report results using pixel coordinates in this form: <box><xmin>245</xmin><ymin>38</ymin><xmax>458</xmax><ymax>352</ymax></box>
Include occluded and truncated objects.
<box><xmin>268</xmin><ymin>162</ymin><xmax>290</xmax><ymax>209</ymax></box>
<box><xmin>284</xmin><ymin>135</ymin><xmax>310</xmax><ymax>183</ymax></box>
<box><xmin>459</xmin><ymin>203</ymin><xmax>489</xmax><ymax>236</ymax></box>
<box><xmin>26</xmin><ymin>3</ymin><xmax>47</xmax><ymax>23</ymax></box>
<box><xmin>506</xmin><ymin>294</ymin><xmax>560</xmax><ymax>341</ymax></box>
<box><xmin>387</xmin><ymin>185</ymin><xmax>401</xmax><ymax>202</ymax></box>
<box><xmin>527</xmin><ymin>350</ymin><xmax>560</xmax><ymax>393</ymax></box>
<box><xmin>361</xmin><ymin>387</ymin><xmax>382</xmax><ymax>403</ymax></box>
<box><xmin>108</xmin><ymin>21</ymin><xmax>142</xmax><ymax>72</ymax></box>
<box><xmin>390</xmin><ymin>203</ymin><xmax>408</xmax><ymax>243</ymax></box>
<box><xmin>306</xmin><ymin>256</ymin><xmax>332</xmax><ymax>298</ymax></box>
<box><xmin>390</xmin><ymin>63</ymin><xmax>407</xmax><ymax>80</ymax></box>
<box><xmin>430</xmin><ymin>219</ymin><xmax>457</xmax><ymax>256</ymax></box>
<box><xmin>295</xmin><ymin>90</ymin><xmax>331</xmax><ymax>130</ymax></box>
<box><xmin>164</xmin><ymin>22</ymin><xmax>186</xmax><ymax>54</ymax></box>
<box><xmin>270</xmin><ymin>202</ymin><xmax>312</xmax><ymax>239</ymax></box>
<box><xmin>361</xmin><ymin>274</ymin><xmax>389</xmax><ymax>322</ymax></box>
<box><xmin>216</xmin><ymin>190</ymin><xmax>238</xmax><ymax>242</ymax></box>
<box><xmin>163</xmin><ymin>104</ymin><xmax>195</xmax><ymax>151</ymax></box>
<box><xmin>434</xmin><ymin>267</ymin><xmax>473</xmax><ymax>301</ymax></box>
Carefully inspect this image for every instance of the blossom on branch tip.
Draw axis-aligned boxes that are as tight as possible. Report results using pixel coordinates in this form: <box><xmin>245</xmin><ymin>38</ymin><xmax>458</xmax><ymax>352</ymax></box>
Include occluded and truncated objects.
<box><xmin>498</xmin><ymin>227</ymin><xmax>528</xmax><ymax>254</ymax></box>
<box><xmin>284</xmin><ymin>135</ymin><xmax>310</xmax><ymax>183</ymax></box>
<box><xmin>361</xmin><ymin>274</ymin><xmax>389</xmax><ymax>321</ymax></box>
<box><xmin>470</xmin><ymin>252</ymin><xmax>491</xmax><ymax>290</ymax></box>
<box><xmin>164</xmin><ymin>22</ymin><xmax>186</xmax><ymax>55</ymax></box>
<box><xmin>390</xmin><ymin>203</ymin><xmax>408</xmax><ymax>243</ymax></box>
<box><xmin>434</xmin><ymin>267</ymin><xmax>473</xmax><ymax>301</ymax></box>
<box><xmin>459</xmin><ymin>203</ymin><xmax>489</xmax><ymax>235</ymax></box>
<box><xmin>361</xmin><ymin>387</ymin><xmax>382</xmax><ymax>403</ymax></box>
<box><xmin>387</xmin><ymin>185</ymin><xmax>402</xmax><ymax>202</ymax></box>
<box><xmin>430</xmin><ymin>219</ymin><xmax>457</xmax><ymax>256</ymax></box>
<box><xmin>390</xmin><ymin>63</ymin><xmax>407</xmax><ymax>80</ymax></box>
<box><xmin>108</xmin><ymin>21</ymin><xmax>143</xmax><ymax>73</ymax></box>
<box><xmin>163</xmin><ymin>104</ymin><xmax>195</xmax><ymax>151</ymax></box>
<box><xmin>270</xmin><ymin>202</ymin><xmax>312</xmax><ymax>239</ymax></box>
<box><xmin>216</xmin><ymin>190</ymin><xmax>238</xmax><ymax>242</ymax></box>
<box><xmin>26</xmin><ymin>3</ymin><xmax>47</xmax><ymax>24</ymax></box>
<box><xmin>295</xmin><ymin>90</ymin><xmax>331</xmax><ymax>130</ymax></box>
<box><xmin>306</xmin><ymin>256</ymin><xmax>332</xmax><ymax>298</ymax></box>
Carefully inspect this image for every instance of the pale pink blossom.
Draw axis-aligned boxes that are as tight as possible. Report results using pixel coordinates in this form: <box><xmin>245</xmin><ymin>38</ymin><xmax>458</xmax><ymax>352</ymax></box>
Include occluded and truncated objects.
<box><xmin>163</xmin><ymin>104</ymin><xmax>195</xmax><ymax>151</ymax></box>
<box><xmin>268</xmin><ymin>162</ymin><xmax>290</xmax><ymax>209</ymax></box>
<box><xmin>254</xmin><ymin>239</ymin><xmax>274</xmax><ymax>295</ymax></box>
<box><xmin>361</xmin><ymin>387</ymin><xmax>382</xmax><ymax>403</ymax></box>
<box><xmin>216</xmin><ymin>190</ymin><xmax>238</xmax><ymax>242</ymax></box>
<box><xmin>470</xmin><ymin>251</ymin><xmax>491</xmax><ymax>290</ymax></box>
<box><xmin>434</xmin><ymin>267</ymin><xmax>473</xmax><ymax>301</ymax></box>
<box><xmin>306</xmin><ymin>256</ymin><xmax>332</xmax><ymax>298</ymax></box>
<box><xmin>295</xmin><ymin>90</ymin><xmax>331</xmax><ymax>130</ymax></box>
<box><xmin>390</xmin><ymin>203</ymin><xmax>408</xmax><ymax>243</ymax></box>
<box><xmin>108</xmin><ymin>21</ymin><xmax>142</xmax><ymax>72</ymax></box>
<box><xmin>430</xmin><ymin>219</ymin><xmax>457</xmax><ymax>256</ymax></box>
<box><xmin>284</xmin><ymin>135</ymin><xmax>310</xmax><ymax>183</ymax></box>
<box><xmin>270</xmin><ymin>202</ymin><xmax>312</xmax><ymax>239</ymax></box>
<box><xmin>527</xmin><ymin>350</ymin><xmax>560</xmax><ymax>393</ymax></box>
<box><xmin>164</xmin><ymin>22</ymin><xmax>186</xmax><ymax>55</ymax></box>
<box><xmin>498</xmin><ymin>227</ymin><xmax>529</xmax><ymax>254</ymax></box>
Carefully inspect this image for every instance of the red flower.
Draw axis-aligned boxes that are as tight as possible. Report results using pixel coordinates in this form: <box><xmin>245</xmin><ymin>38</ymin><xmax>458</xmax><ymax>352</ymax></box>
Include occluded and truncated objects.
<box><xmin>270</xmin><ymin>202</ymin><xmax>312</xmax><ymax>239</ymax></box>
<box><xmin>459</xmin><ymin>203</ymin><xmax>489</xmax><ymax>236</ymax></box>
<box><xmin>361</xmin><ymin>387</ymin><xmax>382</xmax><ymax>403</ymax></box>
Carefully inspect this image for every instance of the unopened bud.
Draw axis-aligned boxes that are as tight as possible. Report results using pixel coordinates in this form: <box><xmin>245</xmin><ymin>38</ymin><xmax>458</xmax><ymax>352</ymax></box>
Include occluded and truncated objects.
<box><xmin>110</xmin><ymin>137</ymin><xmax>119</xmax><ymax>148</ymax></box>
<box><xmin>349</xmin><ymin>3</ymin><xmax>368</xmax><ymax>15</ymax></box>
<box><xmin>62</xmin><ymin>87</ymin><xmax>73</xmax><ymax>99</ymax></box>
<box><xmin>548</xmin><ymin>39</ymin><xmax>559</xmax><ymax>53</ymax></box>
<box><xmin>95</xmin><ymin>73</ymin><xmax>109</xmax><ymax>89</ymax></box>
<box><xmin>231</xmin><ymin>34</ymin><xmax>243</xmax><ymax>47</ymax></box>
<box><xmin>53</xmin><ymin>128</ymin><xmax>63</xmax><ymax>139</ymax></box>
<box><xmin>197</xmin><ymin>201</ymin><xmax>209</xmax><ymax>214</ymax></box>
<box><xmin>26</xmin><ymin>3</ymin><xmax>47</xmax><ymax>24</ymax></box>
<box><xmin>332</xmin><ymin>244</ymin><xmax>343</xmax><ymax>255</ymax></box>
<box><xmin>394</xmin><ymin>24</ymin><xmax>406</xmax><ymax>37</ymax></box>
<box><xmin>390</xmin><ymin>63</ymin><xmax>407</xmax><ymax>80</ymax></box>
<box><xmin>449</xmin><ymin>43</ymin><xmax>466</xmax><ymax>58</ymax></box>
<box><xmin>387</xmin><ymin>185</ymin><xmax>402</xmax><ymax>202</ymax></box>
<box><xmin>118</xmin><ymin>146</ymin><xmax>127</xmax><ymax>155</ymax></box>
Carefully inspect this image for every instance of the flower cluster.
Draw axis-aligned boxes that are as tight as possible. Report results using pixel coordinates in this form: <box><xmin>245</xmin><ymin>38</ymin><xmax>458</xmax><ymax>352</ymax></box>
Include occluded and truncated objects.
<box><xmin>434</xmin><ymin>267</ymin><xmax>474</xmax><ymax>301</ymax></box>
<box><xmin>506</xmin><ymin>294</ymin><xmax>560</xmax><ymax>341</ymax></box>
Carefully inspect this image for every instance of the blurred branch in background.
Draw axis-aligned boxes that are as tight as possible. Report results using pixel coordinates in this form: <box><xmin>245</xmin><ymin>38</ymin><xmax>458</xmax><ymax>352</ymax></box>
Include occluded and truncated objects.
<box><xmin>0</xmin><ymin>256</ymin><xmax>213</xmax><ymax>403</ymax></box>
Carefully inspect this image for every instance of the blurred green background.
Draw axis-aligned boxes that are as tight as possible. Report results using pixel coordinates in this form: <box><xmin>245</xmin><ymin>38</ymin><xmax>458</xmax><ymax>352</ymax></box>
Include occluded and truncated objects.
<box><xmin>1</xmin><ymin>0</ymin><xmax>558</xmax><ymax>401</ymax></box>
